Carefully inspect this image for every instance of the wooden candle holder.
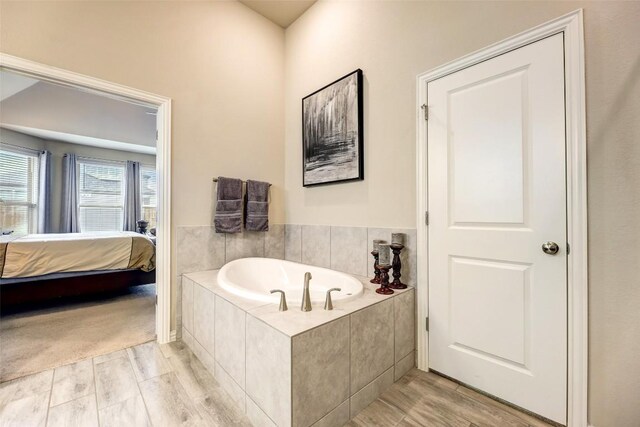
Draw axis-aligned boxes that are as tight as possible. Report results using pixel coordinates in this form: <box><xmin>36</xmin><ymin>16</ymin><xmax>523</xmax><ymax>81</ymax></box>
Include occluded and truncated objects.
<box><xmin>389</xmin><ymin>243</ymin><xmax>407</xmax><ymax>289</ymax></box>
<box><xmin>370</xmin><ymin>251</ymin><xmax>381</xmax><ymax>284</ymax></box>
<box><xmin>375</xmin><ymin>264</ymin><xmax>394</xmax><ymax>295</ymax></box>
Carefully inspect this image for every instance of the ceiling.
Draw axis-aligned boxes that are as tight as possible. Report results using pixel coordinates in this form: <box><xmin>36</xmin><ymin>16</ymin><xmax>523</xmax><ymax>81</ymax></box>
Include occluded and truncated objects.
<box><xmin>0</xmin><ymin>72</ymin><xmax>38</xmax><ymax>102</ymax></box>
<box><xmin>0</xmin><ymin>69</ymin><xmax>157</xmax><ymax>155</ymax></box>
<box><xmin>239</xmin><ymin>0</ymin><xmax>316</xmax><ymax>28</ymax></box>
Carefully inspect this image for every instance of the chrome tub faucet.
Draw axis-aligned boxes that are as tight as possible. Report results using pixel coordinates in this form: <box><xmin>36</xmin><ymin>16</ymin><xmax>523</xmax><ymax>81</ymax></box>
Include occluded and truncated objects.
<box><xmin>324</xmin><ymin>288</ymin><xmax>341</xmax><ymax>310</ymax></box>
<box><xmin>270</xmin><ymin>289</ymin><xmax>288</xmax><ymax>312</ymax></box>
<box><xmin>301</xmin><ymin>272</ymin><xmax>312</xmax><ymax>311</ymax></box>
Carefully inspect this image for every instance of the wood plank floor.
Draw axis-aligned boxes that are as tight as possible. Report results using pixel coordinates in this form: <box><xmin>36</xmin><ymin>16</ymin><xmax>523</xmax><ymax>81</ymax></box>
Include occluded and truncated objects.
<box><xmin>0</xmin><ymin>340</ymin><xmax>250</xmax><ymax>427</ymax></box>
<box><xmin>0</xmin><ymin>340</ymin><xmax>554</xmax><ymax>427</ymax></box>
<box><xmin>348</xmin><ymin>369</ymin><xmax>554</xmax><ymax>427</ymax></box>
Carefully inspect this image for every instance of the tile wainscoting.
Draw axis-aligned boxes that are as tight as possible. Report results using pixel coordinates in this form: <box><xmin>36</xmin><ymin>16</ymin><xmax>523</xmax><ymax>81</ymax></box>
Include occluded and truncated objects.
<box><xmin>175</xmin><ymin>224</ymin><xmax>417</xmax><ymax>336</ymax></box>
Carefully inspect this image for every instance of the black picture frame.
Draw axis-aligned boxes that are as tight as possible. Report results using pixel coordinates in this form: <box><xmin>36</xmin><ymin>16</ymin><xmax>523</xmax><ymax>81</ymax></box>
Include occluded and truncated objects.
<box><xmin>302</xmin><ymin>69</ymin><xmax>364</xmax><ymax>187</ymax></box>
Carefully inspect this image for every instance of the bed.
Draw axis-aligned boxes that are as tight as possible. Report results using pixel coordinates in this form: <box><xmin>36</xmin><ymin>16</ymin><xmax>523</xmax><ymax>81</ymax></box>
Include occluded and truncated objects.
<box><xmin>0</xmin><ymin>232</ymin><xmax>156</xmax><ymax>307</ymax></box>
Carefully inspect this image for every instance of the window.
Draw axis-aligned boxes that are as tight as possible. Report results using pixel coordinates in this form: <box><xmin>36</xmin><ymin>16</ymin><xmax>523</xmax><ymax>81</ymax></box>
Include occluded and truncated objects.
<box><xmin>78</xmin><ymin>158</ymin><xmax>125</xmax><ymax>232</ymax></box>
<box><xmin>140</xmin><ymin>165</ymin><xmax>157</xmax><ymax>229</ymax></box>
<box><xmin>0</xmin><ymin>146</ymin><xmax>39</xmax><ymax>235</ymax></box>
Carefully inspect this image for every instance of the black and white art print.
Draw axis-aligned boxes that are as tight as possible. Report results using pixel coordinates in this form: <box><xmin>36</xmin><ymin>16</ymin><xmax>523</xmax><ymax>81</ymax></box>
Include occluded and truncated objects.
<box><xmin>302</xmin><ymin>69</ymin><xmax>363</xmax><ymax>186</ymax></box>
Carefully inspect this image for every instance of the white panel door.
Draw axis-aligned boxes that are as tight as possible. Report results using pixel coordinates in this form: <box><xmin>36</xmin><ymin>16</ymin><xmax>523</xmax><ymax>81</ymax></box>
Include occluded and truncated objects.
<box><xmin>427</xmin><ymin>34</ymin><xmax>567</xmax><ymax>423</ymax></box>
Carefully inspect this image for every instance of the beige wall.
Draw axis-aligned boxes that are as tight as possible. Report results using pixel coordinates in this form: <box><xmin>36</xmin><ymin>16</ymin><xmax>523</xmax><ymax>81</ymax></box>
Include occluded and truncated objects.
<box><xmin>0</xmin><ymin>0</ymin><xmax>286</xmax><ymax>332</ymax></box>
<box><xmin>284</xmin><ymin>1</ymin><xmax>640</xmax><ymax>425</ymax></box>
<box><xmin>2</xmin><ymin>0</ymin><xmax>639</xmax><ymax>424</ymax></box>
<box><xmin>0</xmin><ymin>128</ymin><xmax>156</xmax><ymax>232</ymax></box>
<box><xmin>0</xmin><ymin>0</ymin><xmax>286</xmax><ymax>224</ymax></box>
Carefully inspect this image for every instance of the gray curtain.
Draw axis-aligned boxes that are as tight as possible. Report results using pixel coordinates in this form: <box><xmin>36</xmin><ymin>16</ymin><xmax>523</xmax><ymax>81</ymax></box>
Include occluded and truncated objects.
<box><xmin>61</xmin><ymin>153</ymin><xmax>80</xmax><ymax>233</ymax></box>
<box><xmin>37</xmin><ymin>150</ymin><xmax>52</xmax><ymax>233</ymax></box>
<box><xmin>123</xmin><ymin>160</ymin><xmax>141</xmax><ymax>232</ymax></box>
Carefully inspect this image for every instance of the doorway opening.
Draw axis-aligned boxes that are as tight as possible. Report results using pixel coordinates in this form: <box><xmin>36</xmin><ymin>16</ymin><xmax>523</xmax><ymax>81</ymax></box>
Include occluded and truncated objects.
<box><xmin>0</xmin><ymin>54</ymin><xmax>172</xmax><ymax>381</ymax></box>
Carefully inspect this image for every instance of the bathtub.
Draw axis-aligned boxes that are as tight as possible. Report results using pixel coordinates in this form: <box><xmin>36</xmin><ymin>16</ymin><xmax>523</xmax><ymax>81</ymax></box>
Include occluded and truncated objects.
<box><xmin>217</xmin><ymin>257</ymin><xmax>364</xmax><ymax>304</ymax></box>
<box><xmin>182</xmin><ymin>261</ymin><xmax>415</xmax><ymax>426</ymax></box>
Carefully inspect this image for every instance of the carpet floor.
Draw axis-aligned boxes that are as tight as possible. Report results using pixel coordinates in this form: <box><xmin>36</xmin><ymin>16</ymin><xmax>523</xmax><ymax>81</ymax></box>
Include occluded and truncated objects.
<box><xmin>0</xmin><ymin>284</ymin><xmax>156</xmax><ymax>382</ymax></box>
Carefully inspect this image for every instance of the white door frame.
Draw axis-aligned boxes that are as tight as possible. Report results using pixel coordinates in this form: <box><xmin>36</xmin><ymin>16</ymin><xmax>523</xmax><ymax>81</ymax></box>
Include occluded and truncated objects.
<box><xmin>0</xmin><ymin>53</ymin><xmax>173</xmax><ymax>344</ymax></box>
<box><xmin>415</xmin><ymin>10</ymin><xmax>587</xmax><ymax>426</ymax></box>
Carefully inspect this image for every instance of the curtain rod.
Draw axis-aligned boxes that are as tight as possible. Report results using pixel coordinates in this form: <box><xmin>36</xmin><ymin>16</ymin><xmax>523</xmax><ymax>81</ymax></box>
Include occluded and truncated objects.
<box><xmin>74</xmin><ymin>155</ymin><xmax>154</xmax><ymax>168</ymax></box>
<box><xmin>212</xmin><ymin>178</ymin><xmax>272</xmax><ymax>186</ymax></box>
<box><xmin>0</xmin><ymin>141</ymin><xmax>43</xmax><ymax>155</ymax></box>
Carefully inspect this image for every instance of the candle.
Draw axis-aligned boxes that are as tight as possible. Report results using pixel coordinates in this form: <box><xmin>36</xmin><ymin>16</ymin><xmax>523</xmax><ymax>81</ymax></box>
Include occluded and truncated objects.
<box><xmin>372</xmin><ymin>239</ymin><xmax>386</xmax><ymax>252</ymax></box>
<box><xmin>378</xmin><ymin>244</ymin><xmax>391</xmax><ymax>265</ymax></box>
<box><xmin>391</xmin><ymin>233</ymin><xmax>405</xmax><ymax>245</ymax></box>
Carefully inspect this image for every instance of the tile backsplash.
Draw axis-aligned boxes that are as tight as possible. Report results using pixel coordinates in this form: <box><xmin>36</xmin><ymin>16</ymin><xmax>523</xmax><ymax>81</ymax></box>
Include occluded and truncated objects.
<box><xmin>284</xmin><ymin>225</ymin><xmax>417</xmax><ymax>287</ymax></box>
<box><xmin>330</xmin><ymin>226</ymin><xmax>369</xmax><ymax>277</ymax></box>
<box><xmin>176</xmin><ymin>224</ymin><xmax>285</xmax><ymax>276</ymax></box>
<box><xmin>301</xmin><ymin>225</ymin><xmax>331</xmax><ymax>268</ymax></box>
<box><xmin>176</xmin><ymin>224</ymin><xmax>285</xmax><ymax>337</ymax></box>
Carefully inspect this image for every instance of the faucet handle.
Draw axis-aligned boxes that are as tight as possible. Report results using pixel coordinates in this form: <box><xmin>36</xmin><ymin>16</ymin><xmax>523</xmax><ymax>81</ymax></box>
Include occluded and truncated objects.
<box><xmin>324</xmin><ymin>288</ymin><xmax>341</xmax><ymax>311</ymax></box>
<box><xmin>270</xmin><ymin>289</ymin><xmax>288</xmax><ymax>312</ymax></box>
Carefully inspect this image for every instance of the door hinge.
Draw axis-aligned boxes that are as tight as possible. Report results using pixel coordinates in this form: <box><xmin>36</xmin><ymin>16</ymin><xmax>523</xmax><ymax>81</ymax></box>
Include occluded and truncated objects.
<box><xmin>425</xmin><ymin>211</ymin><xmax>429</xmax><ymax>226</ymax></box>
<box><xmin>155</xmin><ymin>295</ymin><xmax>158</xmax><ymax>305</ymax></box>
<box><xmin>567</xmin><ymin>243</ymin><xmax>571</xmax><ymax>255</ymax></box>
<box><xmin>421</xmin><ymin>104</ymin><xmax>428</xmax><ymax>121</ymax></box>
<box><xmin>425</xmin><ymin>317</ymin><xmax>429</xmax><ymax>332</ymax></box>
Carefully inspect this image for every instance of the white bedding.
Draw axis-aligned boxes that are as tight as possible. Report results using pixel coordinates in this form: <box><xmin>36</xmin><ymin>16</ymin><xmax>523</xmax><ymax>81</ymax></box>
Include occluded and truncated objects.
<box><xmin>1</xmin><ymin>232</ymin><xmax>152</xmax><ymax>278</ymax></box>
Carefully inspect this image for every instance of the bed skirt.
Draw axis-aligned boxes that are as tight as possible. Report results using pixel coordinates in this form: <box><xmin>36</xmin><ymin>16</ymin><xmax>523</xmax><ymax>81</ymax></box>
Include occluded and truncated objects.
<box><xmin>0</xmin><ymin>269</ymin><xmax>156</xmax><ymax>308</ymax></box>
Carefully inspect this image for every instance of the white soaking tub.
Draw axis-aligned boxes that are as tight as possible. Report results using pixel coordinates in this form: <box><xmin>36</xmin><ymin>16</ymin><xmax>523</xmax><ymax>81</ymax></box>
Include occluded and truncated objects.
<box><xmin>217</xmin><ymin>257</ymin><xmax>364</xmax><ymax>304</ymax></box>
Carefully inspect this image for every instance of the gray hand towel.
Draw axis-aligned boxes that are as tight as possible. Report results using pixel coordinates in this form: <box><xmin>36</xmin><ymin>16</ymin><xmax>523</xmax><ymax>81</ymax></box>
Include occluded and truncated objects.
<box><xmin>244</xmin><ymin>180</ymin><xmax>270</xmax><ymax>232</ymax></box>
<box><xmin>214</xmin><ymin>177</ymin><xmax>243</xmax><ymax>233</ymax></box>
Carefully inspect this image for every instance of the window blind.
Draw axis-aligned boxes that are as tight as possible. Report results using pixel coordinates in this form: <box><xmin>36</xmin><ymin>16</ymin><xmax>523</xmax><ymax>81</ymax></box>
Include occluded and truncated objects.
<box><xmin>77</xmin><ymin>158</ymin><xmax>125</xmax><ymax>232</ymax></box>
<box><xmin>0</xmin><ymin>146</ymin><xmax>40</xmax><ymax>235</ymax></box>
<box><xmin>140</xmin><ymin>165</ymin><xmax>157</xmax><ymax>228</ymax></box>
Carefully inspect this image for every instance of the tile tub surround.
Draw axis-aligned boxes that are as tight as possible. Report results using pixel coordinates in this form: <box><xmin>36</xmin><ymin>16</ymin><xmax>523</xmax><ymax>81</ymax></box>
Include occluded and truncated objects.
<box><xmin>284</xmin><ymin>225</ymin><xmax>417</xmax><ymax>286</ymax></box>
<box><xmin>175</xmin><ymin>224</ymin><xmax>415</xmax><ymax>336</ymax></box>
<box><xmin>180</xmin><ymin>269</ymin><xmax>416</xmax><ymax>427</ymax></box>
<box><xmin>176</xmin><ymin>224</ymin><xmax>285</xmax><ymax>336</ymax></box>
<box><xmin>176</xmin><ymin>224</ymin><xmax>286</xmax><ymax>277</ymax></box>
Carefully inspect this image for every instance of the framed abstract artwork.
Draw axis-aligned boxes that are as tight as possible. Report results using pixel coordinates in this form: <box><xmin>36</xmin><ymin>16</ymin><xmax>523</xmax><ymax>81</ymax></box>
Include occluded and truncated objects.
<box><xmin>302</xmin><ymin>69</ymin><xmax>363</xmax><ymax>186</ymax></box>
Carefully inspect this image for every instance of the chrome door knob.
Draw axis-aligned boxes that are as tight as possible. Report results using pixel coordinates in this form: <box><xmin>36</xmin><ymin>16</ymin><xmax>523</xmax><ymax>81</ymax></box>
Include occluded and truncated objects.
<box><xmin>542</xmin><ymin>241</ymin><xmax>560</xmax><ymax>255</ymax></box>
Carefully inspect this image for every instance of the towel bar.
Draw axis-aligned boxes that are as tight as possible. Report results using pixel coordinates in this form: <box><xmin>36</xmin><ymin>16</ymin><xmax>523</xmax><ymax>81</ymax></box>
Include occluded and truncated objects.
<box><xmin>212</xmin><ymin>178</ymin><xmax>272</xmax><ymax>186</ymax></box>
